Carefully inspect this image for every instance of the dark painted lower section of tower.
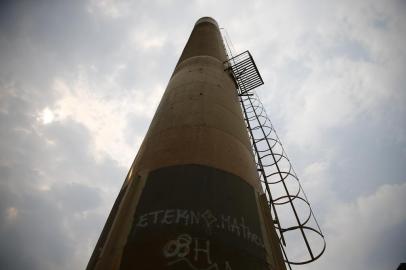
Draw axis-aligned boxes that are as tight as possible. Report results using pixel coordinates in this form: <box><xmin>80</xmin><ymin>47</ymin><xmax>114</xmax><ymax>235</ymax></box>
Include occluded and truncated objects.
<box><xmin>120</xmin><ymin>164</ymin><xmax>268</xmax><ymax>270</ymax></box>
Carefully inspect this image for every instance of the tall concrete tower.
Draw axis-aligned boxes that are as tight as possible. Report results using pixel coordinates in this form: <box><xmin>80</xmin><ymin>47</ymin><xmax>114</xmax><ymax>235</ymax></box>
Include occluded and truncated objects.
<box><xmin>87</xmin><ymin>17</ymin><xmax>287</xmax><ymax>270</ymax></box>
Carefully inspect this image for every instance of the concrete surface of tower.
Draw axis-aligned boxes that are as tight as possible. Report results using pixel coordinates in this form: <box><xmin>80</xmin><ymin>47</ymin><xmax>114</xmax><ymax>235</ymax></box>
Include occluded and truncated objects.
<box><xmin>87</xmin><ymin>17</ymin><xmax>287</xmax><ymax>270</ymax></box>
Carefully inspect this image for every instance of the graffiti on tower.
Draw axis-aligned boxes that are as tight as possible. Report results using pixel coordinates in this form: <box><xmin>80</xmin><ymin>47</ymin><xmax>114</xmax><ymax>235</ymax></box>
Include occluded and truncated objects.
<box><xmin>119</xmin><ymin>164</ymin><xmax>269</xmax><ymax>270</ymax></box>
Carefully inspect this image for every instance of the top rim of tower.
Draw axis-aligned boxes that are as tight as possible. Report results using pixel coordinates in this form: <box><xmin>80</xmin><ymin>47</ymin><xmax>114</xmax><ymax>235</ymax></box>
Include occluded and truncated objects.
<box><xmin>195</xmin><ymin>17</ymin><xmax>219</xmax><ymax>28</ymax></box>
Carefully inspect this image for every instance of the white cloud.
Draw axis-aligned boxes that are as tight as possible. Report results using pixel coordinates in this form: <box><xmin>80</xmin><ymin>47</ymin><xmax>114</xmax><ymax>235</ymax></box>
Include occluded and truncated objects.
<box><xmin>130</xmin><ymin>29</ymin><xmax>168</xmax><ymax>50</ymax></box>
<box><xmin>227</xmin><ymin>0</ymin><xmax>406</xmax><ymax>150</ymax></box>
<box><xmin>5</xmin><ymin>207</ymin><xmax>18</xmax><ymax>222</ymax></box>
<box><xmin>86</xmin><ymin>0</ymin><xmax>130</xmax><ymax>18</ymax></box>
<box><xmin>308</xmin><ymin>182</ymin><xmax>406</xmax><ymax>270</ymax></box>
<box><xmin>302</xmin><ymin>161</ymin><xmax>336</xmax><ymax>208</ymax></box>
<box><xmin>38</xmin><ymin>107</ymin><xmax>55</xmax><ymax>124</ymax></box>
<box><xmin>282</xmin><ymin>58</ymin><xmax>394</xmax><ymax>147</ymax></box>
<box><xmin>51</xmin><ymin>68</ymin><xmax>163</xmax><ymax>166</ymax></box>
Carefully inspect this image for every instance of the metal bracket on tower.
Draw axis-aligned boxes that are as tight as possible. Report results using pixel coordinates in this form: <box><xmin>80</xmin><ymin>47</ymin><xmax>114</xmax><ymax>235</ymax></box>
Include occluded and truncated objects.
<box><xmin>224</xmin><ymin>51</ymin><xmax>264</xmax><ymax>96</ymax></box>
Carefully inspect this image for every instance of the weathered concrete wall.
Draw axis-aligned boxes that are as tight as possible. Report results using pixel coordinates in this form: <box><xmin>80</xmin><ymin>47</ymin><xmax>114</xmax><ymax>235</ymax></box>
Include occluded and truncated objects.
<box><xmin>133</xmin><ymin>18</ymin><xmax>260</xmax><ymax>188</ymax></box>
<box><xmin>87</xmin><ymin>17</ymin><xmax>286</xmax><ymax>270</ymax></box>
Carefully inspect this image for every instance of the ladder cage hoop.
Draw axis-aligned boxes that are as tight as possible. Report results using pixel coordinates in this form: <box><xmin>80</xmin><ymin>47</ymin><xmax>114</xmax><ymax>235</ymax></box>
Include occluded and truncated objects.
<box><xmin>220</xmin><ymin>29</ymin><xmax>325</xmax><ymax>267</ymax></box>
<box><xmin>239</xmin><ymin>91</ymin><xmax>326</xmax><ymax>265</ymax></box>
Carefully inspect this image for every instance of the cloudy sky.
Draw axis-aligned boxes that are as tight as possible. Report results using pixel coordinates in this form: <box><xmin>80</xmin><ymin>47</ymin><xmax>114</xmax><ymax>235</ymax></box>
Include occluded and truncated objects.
<box><xmin>0</xmin><ymin>0</ymin><xmax>405</xmax><ymax>269</ymax></box>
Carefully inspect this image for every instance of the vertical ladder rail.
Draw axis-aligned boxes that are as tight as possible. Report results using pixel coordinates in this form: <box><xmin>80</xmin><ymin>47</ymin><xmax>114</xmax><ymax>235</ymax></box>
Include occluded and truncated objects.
<box><xmin>239</xmin><ymin>92</ymin><xmax>326</xmax><ymax>265</ymax></box>
<box><xmin>220</xmin><ymin>29</ymin><xmax>325</xmax><ymax>267</ymax></box>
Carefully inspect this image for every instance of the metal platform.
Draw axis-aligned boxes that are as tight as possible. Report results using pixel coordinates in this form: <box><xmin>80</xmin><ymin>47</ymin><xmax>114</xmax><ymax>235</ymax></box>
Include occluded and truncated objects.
<box><xmin>224</xmin><ymin>51</ymin><xmax>264</xmax><ymax>95</ymax></box>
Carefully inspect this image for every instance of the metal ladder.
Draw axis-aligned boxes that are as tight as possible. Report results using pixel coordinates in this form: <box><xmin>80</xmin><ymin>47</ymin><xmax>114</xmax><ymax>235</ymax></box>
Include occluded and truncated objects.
<box><xmin>221</xmin><ymin>28</ymin><xmax>325</xmax><ymax>268</ymax></box>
